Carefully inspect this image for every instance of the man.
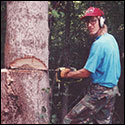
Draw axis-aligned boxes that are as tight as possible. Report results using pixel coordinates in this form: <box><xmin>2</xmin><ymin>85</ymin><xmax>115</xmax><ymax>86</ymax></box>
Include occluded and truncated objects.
<box><xmin>61</xmin><ymin>7</ymin><xmax>121</xmax><ymax>124</ymax></box>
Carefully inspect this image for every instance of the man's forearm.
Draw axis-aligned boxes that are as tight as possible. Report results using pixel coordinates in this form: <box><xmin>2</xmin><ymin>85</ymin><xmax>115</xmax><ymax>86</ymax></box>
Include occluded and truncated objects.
<box><xmin>66</xmin><ymin>68</ymin><xmax>90</xmax><ymax>79</ymax></box>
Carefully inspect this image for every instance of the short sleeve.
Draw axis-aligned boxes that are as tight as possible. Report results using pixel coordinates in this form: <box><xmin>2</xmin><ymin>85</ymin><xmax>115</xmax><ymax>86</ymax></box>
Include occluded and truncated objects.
<box><xmin>84</xmin><ymin>42</ymin><xmax>103</xmax><ymax>73</ymax></box>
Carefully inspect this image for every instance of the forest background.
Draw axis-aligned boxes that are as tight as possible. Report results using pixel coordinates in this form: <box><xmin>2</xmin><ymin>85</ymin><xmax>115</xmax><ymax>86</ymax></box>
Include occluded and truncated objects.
<box><xmin>1</xmin><ymin>1</ymin><xmax>124</xmax><ymax>124</ymax></box>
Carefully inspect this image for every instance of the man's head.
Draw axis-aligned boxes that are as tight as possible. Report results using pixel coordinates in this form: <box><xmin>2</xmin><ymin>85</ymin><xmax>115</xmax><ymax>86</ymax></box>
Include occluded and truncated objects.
<box><xmin>81</xmin><ymin>7</ymin><xmax>105</xmax><ymax>36</ymax></box>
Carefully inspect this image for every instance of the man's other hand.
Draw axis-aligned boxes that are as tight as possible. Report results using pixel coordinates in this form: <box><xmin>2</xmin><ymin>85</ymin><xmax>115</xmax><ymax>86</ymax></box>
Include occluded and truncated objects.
<box><xmin>60</xmin><ymin>68</ymin><xmax>71</xmax><ymax>78</ymax></box>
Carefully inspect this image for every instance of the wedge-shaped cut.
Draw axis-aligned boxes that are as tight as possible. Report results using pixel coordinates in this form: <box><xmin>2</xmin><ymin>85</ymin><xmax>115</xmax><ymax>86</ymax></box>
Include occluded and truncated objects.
<box><xmin>10</xmin><ymin>57</ymin><xmax>47</xmax><ymax>70</ymax></box>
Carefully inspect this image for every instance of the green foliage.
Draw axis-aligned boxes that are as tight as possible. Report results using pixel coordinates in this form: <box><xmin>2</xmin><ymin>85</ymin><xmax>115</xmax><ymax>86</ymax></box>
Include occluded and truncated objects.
<box><xmin>51</xmin><ymin>9</ymin><xmax>60</xmax><ymax>18</ymax></box>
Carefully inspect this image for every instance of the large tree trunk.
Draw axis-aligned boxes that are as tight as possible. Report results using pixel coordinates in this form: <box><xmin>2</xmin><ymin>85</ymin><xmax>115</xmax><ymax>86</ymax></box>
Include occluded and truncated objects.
<box><xmin>1</xmin><ymin>1</ymin><xmax>50</xmax><ymax>124</ymax></box>
<box><xmin>4</xmin><ymin>1</ymin><xmax>49</xmax><ymax>70</ymax></box>
<box><xmin>1</xmin><ymin>69</ymin><xmax>50</xmax><ymax>124</ymax></box>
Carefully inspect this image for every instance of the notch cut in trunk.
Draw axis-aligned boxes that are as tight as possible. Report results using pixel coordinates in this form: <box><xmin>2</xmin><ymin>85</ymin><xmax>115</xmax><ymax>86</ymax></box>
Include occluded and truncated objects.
<box><xmin>10</xmin><ymin>57</ymin><xmax>47</xmax><ymax>70</ymax></box>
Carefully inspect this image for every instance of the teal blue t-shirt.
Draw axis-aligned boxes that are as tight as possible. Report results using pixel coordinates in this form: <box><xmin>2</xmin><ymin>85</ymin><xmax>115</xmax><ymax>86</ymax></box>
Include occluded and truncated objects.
<box><xmin>84</xmin><ymin>33</ymin><xmax>121</xmax><ymax>88</ymax></box>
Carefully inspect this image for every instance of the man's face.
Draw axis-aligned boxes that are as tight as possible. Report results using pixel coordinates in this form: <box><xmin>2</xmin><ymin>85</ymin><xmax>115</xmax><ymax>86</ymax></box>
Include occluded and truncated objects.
<box><xmin>85</xmin><ymin>16</ymin><xmax>100</xmax><ymax>36</ymax></box>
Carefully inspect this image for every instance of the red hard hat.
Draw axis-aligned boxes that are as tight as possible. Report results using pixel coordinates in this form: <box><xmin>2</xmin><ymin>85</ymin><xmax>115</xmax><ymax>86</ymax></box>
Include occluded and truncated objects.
<box><xmin>80</xmin><ymin>7</ymin><xmax>104</xmax><ymax>20</ymax></box>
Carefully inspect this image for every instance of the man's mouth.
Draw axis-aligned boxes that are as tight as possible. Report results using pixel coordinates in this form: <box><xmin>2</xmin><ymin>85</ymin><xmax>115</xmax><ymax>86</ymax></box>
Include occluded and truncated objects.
<box><xmin>89</xmin><ymin>29</ymin><xmax>94</xmax><ymax>32</ymax></box>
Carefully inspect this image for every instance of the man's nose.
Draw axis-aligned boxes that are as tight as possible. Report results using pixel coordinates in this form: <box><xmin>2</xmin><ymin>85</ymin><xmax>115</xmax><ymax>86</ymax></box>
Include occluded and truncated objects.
<box><xmin>88</xmin><ymin>22</ymin><xmax>92</xmax><ymax>27</ymax></box>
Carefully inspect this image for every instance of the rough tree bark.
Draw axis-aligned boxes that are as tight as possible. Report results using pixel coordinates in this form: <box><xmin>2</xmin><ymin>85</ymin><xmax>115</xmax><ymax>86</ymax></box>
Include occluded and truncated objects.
<box><xmin>4</xmin><ymin>1</ymin><xmax>49</xmax><ymax>70</ymax></box>
<box><xmin>1</xmin><ymin>69</ymin><xmax>50</xmax><ymax>124</ymax></box>
<box><xmin>1</xmin><ymin>1</ymin><xmax>50</xmax><ymax>124</ymax></box>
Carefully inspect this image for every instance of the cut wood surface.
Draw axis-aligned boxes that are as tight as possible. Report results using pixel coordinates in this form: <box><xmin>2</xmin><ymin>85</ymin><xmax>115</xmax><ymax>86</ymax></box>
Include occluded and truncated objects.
<box><xmin>10</xmin><ymin>56</ymin><xmax>47</xmax><ymax>70</ymax></box>
<box><xmin>1</xmin><ymin>69</ymin><xmax>50</xmax><ymax>124</ymax></box>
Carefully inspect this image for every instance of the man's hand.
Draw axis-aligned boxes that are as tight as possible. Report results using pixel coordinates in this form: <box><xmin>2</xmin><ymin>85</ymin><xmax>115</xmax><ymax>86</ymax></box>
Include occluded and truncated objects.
<box><xmin>60</xmin><ymin>68</ymin><xmax>71</xmax><ymax>78</ymax></box>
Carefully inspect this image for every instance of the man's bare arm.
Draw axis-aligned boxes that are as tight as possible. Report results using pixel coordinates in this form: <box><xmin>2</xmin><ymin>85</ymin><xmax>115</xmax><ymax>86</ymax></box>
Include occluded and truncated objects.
<box><xmin>66</xmin><ymin>68</ymin><xmax>91</xmax><ymax>79</ymax></box>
